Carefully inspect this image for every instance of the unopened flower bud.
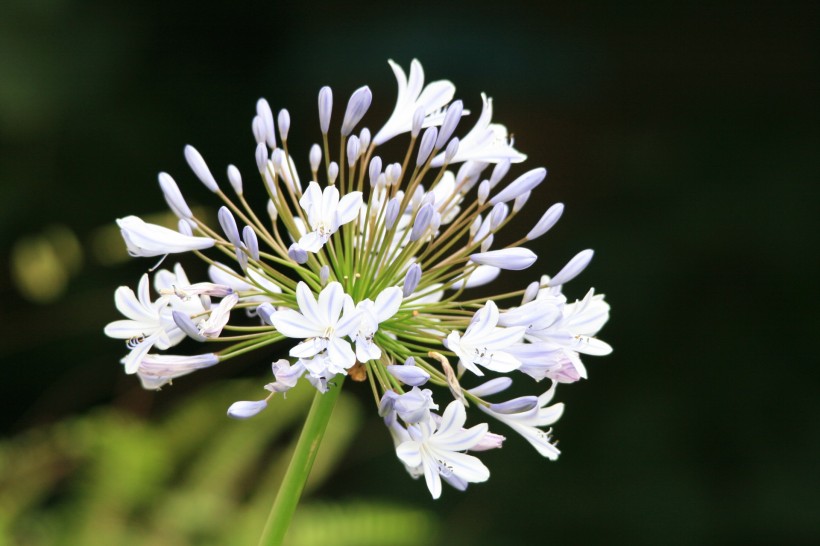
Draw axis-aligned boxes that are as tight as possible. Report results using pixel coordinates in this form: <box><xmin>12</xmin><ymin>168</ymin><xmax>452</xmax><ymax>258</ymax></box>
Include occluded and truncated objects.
<box><xmin>549</xmin><ymin>249</ymin><xmax>594</xmax><ymax>286</ymax></box>
<box><xmin>217</xmin><ymin>206</ymin><xmax>241</xmax><ymax>247</ymax></box>
<box><xmin>227</xmin><ymin>164</ymin><xmax>243</xmax><ymax>196</ymax></box>
<box><xmin>435</xmin><ymin>100</ymin><xmax>463</xmax><ymax>150</ymax></box>
<box><xmin>242</xmin><ymin>226</ymin><xmax>259</xmax><ymax>261</ymax></box>
<box><xmin>416</xmin><ymin>126</ymin><xmax>438</xmax><ymax>166</ymax></box>
<box><xmin>184</xmin><ymin>145</ymin><xmax>219</xmax><ymax>192</ymax></box>
<box><xmin>403</xmin><ymin>263</ymin><xmax>421</xmax><ymax>297</ymax></box>
<box><xmin>309</xmin><ymin>144</ymin><xmax>322</xmax><ymax>173</ymax></box>
<box><xmin>288</xmin><ymin>243</ymin><xmax>309</xmax><ymax>264</ymax></box>
<box><xmin>277</xmin><ymin>108</ymin><xmax>290</xmax><ymax>141</ymax></box>
<box><xmin>527</xmin><ymin>203</ymin><xmax>564</xmax><ymax>241</ymax></box>
<box><xmin>318</xmin><ymin>86</ymin><xmax>333</xmax><ymax>134</ymax></box>
<box><xmin>158</xmin><ymin>172</ymin><xmax>192</xmax><ymax>219</ymax></box>
<box><xmin>341</xmin><ymin>86</ymin><xmax>372</xmax><ymax>136</ymax></box>
<box><xmin>369</xmin><ymin>156</ymin><xmax>382</xmax><ymax>187</ymax></box>
<box><xmin>256</xmin><ymin>98</ymin><xmax>276</xmax><ymax>148</ymax></box>
<box><xmin>227</xmin><ymin>399</ymin><xmax>268</xmax><ymax>419</ymax></box>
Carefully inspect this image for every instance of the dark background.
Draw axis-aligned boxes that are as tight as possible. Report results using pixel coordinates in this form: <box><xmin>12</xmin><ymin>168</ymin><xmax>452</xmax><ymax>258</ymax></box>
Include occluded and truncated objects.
<box><xmin>1</xmin><ymin>1</ymin><xmax>818</xmax><ymax>544</ymax></box>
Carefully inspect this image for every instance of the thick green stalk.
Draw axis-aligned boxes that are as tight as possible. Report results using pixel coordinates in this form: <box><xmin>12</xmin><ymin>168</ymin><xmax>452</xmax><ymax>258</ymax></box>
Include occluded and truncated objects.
<box><xmin>257</xmin><ymin>377</ymin><xmax>345</xmax><ymax>546</ymax></box>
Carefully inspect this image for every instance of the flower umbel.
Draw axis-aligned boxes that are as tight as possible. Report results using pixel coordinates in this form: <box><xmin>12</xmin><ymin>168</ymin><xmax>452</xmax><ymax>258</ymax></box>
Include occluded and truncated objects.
<box><xmin>105</xmin><ymin>59</ymin><xmax>612</xmax><ymax>500</ymax></box>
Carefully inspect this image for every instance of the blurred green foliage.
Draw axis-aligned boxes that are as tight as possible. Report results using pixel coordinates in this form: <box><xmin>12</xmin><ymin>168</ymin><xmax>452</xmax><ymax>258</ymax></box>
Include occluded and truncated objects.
<box><xmin>0</xmin><ymin>381</ymin><xmax>437</xmax><ymax>546</ymax></box>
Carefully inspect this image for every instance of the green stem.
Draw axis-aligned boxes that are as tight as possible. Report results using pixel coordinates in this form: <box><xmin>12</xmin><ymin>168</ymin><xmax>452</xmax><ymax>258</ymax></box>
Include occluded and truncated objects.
<box><xmin>257</xmin><ymin>377</ymin><xmax>345</xmax><ymax>546</ymax></box>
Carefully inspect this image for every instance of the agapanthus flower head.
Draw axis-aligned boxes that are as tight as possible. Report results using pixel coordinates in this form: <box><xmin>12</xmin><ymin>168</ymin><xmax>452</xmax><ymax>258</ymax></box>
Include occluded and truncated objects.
<box><xmin>105</xmin><ymin>59</ymin><xmax>612</xmax><ymax>499</ymax></box>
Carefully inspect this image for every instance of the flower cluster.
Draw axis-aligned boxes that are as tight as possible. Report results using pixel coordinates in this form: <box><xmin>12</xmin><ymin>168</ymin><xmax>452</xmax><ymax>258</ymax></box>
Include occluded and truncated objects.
<box><xmin>105</xmin><ymin>60</ymin><xmax>611</xmax><ymax>498</ymax></box>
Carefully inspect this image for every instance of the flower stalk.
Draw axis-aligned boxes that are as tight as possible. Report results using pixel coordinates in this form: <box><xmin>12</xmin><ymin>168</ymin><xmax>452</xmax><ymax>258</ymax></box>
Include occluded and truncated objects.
<box><xmin>257</xmin><ymin>377</ymin><xmax>344</xmax><ymax>546</ymax></box>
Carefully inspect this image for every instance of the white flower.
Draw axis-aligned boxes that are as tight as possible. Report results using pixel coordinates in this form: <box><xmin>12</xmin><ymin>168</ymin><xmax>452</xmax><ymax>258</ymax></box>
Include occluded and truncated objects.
<box><xmin>268</xmin><ymin>281</ymin><xmax>359</xmax><ymax>369</ymax></box>
<box><xmin>430</xmin><ymin>93</ymin><xmax>526</xmax><ymax>167</ymax></box>
<box><xmin>296</xmin><ymin>182</ymin><xmax>362</xmax><ymax>253</ymax></box>
<box><xmin>197</xmin><ymin>292</ymin><xmax>239</xmax><ymax>338</ymax></box>
<box><xmin>373</xmin><ymin>59</ymin><xmax>457</xmax><ymax>146</ymax></box>
<box><xmin>117</xmin><ymin>215</ymin><xmax>214</xmax><ymax>257</ymax></box>
<box><xmin>105</xmin><ymin>273</ymin><xmax>184</xmax><ymax>374</ymax></box>
<box><xmin>396</xmin><ymin>400</ymin><xmax>490</xmax><ymax>499</ymax></box>
<box><xmin>526</xmin><ymin>287</ymin><xmax>612</xmax><ymax>357</ymax></box>
<box><xmin>135</xmin><ymin>353</ymin><xmax>219</xmax><ymax>390</ymax></box>
<box><xmin>478</xmin><ymin>383</ymin><xmax>564</xmax><ymax>459</ymax></box>
<box><xmin>344</xmin><ymin>286</ymin><xmax>403</xmax><ymax>362</ymax></box>
<box><xmin>445</xmin><ymin>301</ymin><xmax>526</xmax><ymax>376</ymax></box>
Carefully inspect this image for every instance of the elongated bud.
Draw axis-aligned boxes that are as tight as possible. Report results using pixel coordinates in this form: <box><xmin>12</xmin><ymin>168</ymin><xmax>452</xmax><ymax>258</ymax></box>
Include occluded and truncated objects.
<box><xmin>513</xmin><ymin>190</ymin><xmax>531</xmax><ymax>213</ymax></box>
<box><xmin>346</xmin><ymin>135</ymin><xmax>360</xmax><ymax>166</ymax></box>
<box><xmin>443</xmin><ymin>137</ymin><xmax>459</xmax><ymax>165</ymax></box>
<box><xmin>435</xmin><ymin>100</ymin><xmax>463</xmax><ymax>149</ymax></box>
<box><xmin>158</xmin><ymin>172</ymin><xmax>192</xmax><ymax>219</ymax></box>
<box><xmin>266</xmin><ymin>199</ymin><xmax>278</xmax><ymax>222</ymax></box>
<box><xmin>470</xmin><ymin>247</ymin><xmax>537</xmax><ymax>270</ymax></box>
<box><xmin>527</xmin><ymin>203</ymin><xmax>564</xmax><ymax>241</ymax></box>
<box><xmin>386</xmin><ymin>163</ymin><xmax>402</xmax><ymax>185</ymax></box>
<box><xmin>489</xmin><ymin>396</ymin><xmax>539</xmax><ymax>414</ymax></box>
<box><xmin>226</xmin><ymin>165</ymin><xmax>243</xmax><ymax>196</ymax></box>
<box><xmin>172</xmin><ymin>310</ymin><xmax>207</xmax><ymax>341</ymax></box>
<box><xmin>489</xmin><ymin>202</ymin><xmax>509</xmax><ymax>231</ymax></box>
<box><xmin>328</xmin><ymin>162</ymin><xmax>339</xmax><ymax>185</ymax></box>
<box><xmin>411</xmin><ymin>105</ymin><xmax>425</xmax><ymax>138</ymax></box>
<box><xmin>522</xmin><ymin>281</ymin><xmax>540</xmax><ymax>304</ymax></box>
<box><xmin>490</xmin><ymin>167</ymin><xmax>546</xmax><ymax>205</ymax></box>
<box><xmin>252</xmin><ymin>116</ymin><xmax>265</xmax><ymax>145</ymax></box>
<box><xmin>410</xmin><ymin>203</ymin><xmax>434</xmax><ymax>242</ymax></box>
<box><xmin>242</xmin><ymin>226</ymin><xmax>259</xmax><ymax>260</ymax></box>
<box><xmin>387</xmin><ymin>357</ymin><xmax>430</xmax><ymax>386</ymax></box>
<box><xmin>227</xmin><ymin>400</ymin><xmax>268</xmax><ymax>419</ymax></box>
<box><xmin>368</xmin><ymin>156</ymin><xmax>382</xmax><ymax>187</ymax></box>
<box><xmin>416</xmin><ymin>127</ymin><xmax>438</xmax><ymax>166</ymax></box>
<box><xmin>309</xmin><ymin>144</ymin><xmax>322</xmax><ymax>173</ymax></box>
<box><xmin>549</xmin><ymin>249</ymin><xmax>594</xmax><ymax>286</ymax></box>
<box><xmin>385</xmin><ymin>197</ymin><xmax>401</xmax><ymax>229</ymax></box>
<box><xmin>341</xmin><ymin>86</ymin><xmax>372</xmax><ymax>136</ymax></box>
<box><xmin>255</xmin><ymin>143</ymin><xmax>268</xmax><ymax>172</ymax></box>
<box><xmin>217</xmin><ymin>206</ymin><xmax>241</xmax><ymax>247</ymax></box>
<box><xmin>178</xmin><ymin>219</ymin><xmax>194</xmax><ymax>236</ymax></box>
<box><xmin>477</xmin><ymin>180</ymin><xmax>490</xmax><ymax>205</ymax></box>
<box><xmin>256</xmin><ymin>98</ymin><xmax>276</xmax><ymax>148</ymax></box>
<box><xmin>403</xmin><ymin>263</ymin><xmax>421</xmax><ymax>297</ymax></box>
<box><xmin>318</xmin><ymin>86</ymin><xmax>333</xmax><ymax>134</ymax></box>
<box><xmin>468</xmin><ymin>377</ymin><xmax>513</xmax><ymax>397</ymax></box>
<box><xmin>359</xmin><ymin>127</ymin><xmax>371</xmax><ymax>151</ymax></box>
<box><xmin>470</xmin><ymin>214</ymin><xmax>482</xmax><ymax>237</ymax></box>
<box><xmin>480</xmin><ymin>234</ymin><xmax>494</xmax><ymax>252</ymax></box>
<box><xmin>319</xmin><ymin>265</ymin><xmax>330</xmax><ymax>286</ymax></box>
<box><xmin>430</xmin><ymin>211</ymin><xmax>441</xmax><ymax>234</ymax></box>
<box><xmin>184</xmin><ymin>145</ymin><xmax>219</xmax><ymax>192</ymax></box>
<box><xmin>288</xmin><ymin>243</ymin><xmax>308</xmax><ymax>264</ymax></box>
<box><xmin>489</xmin><ymin>160</ymin><xmax>511</xmax><ymax>189</ymax></box>
<box><xmin>277</xmin><ymin>109</ymin><xmax>290</xmax><ymax>141</ymax></box>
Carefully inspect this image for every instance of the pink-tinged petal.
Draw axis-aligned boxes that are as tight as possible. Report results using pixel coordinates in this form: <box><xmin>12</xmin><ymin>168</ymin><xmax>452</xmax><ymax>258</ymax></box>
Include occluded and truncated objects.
<box><xmin>270</xmin><ymin>309</ymin><xmax>322</xmax><ymax>338</ymax></box>
<box><xmin>374</xmin><ymin>286</ymin><xmax>403</xmax><ymax>322</ymax></box>
<box><xmin>295</xmin><ymin>281</ymin><xmax>323</xmax><ymax>327</ymax></box>
<box><xmin>337</xmin><ymin>192</ymin><xmax>363</xmax><ymax>225</ymax></box>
